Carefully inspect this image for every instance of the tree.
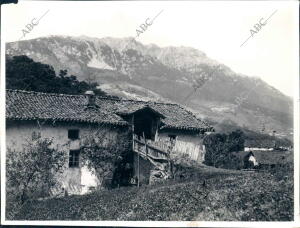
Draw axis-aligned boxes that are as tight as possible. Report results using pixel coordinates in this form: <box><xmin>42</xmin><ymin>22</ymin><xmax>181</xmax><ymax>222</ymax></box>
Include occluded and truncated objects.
<box><xmin>203</xmin><ymin>133</ymin><xmax>227</xmax><ymax>167</ymax></box>
<box><xmin>6</xmin><ymin>134</ymin><xmax>66</xmax><ymax>205</ymax></box>
<box><xmin>6</xmin><ymin>55</ymin><xmax>58</xmax><ymax>92</ymax></box>
<box><xmin>58</xmin><ymin>69</ymin><xmax>68</xmax><ymax>78</ymax></box>
<box><xmin>203</xmin><ymin>130</ymin><xmax>245</xmax><ymax>169</ymax></box>
<box><xmin>6</xmin><ymin>55</ymin><xmax>107</xmax><ymax>96</ymax></box>
<box><xmin>226</xmin><ymin>130</ymin><xmax>245</xmax><ymax>152</ymax></box>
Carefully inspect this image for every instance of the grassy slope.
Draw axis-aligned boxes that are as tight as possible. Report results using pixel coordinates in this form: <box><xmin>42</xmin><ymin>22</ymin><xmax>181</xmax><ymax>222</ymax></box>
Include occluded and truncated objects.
<box><xmin>13</xmin><ymin>165</ymin><xmax>293</xmax><ymax>221</ymax></box>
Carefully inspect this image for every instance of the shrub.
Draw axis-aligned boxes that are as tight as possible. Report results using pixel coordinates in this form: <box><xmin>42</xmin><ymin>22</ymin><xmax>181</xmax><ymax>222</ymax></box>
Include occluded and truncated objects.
<box><xmin>6</xmin><ymin>135</ymin><xmax>66</xmax><ymax>204</ymax></box>
<box><xmin>6</xmin><ymin>134</ymin><xmax>66</xmax><ymax>219</ymax></box>
<box><xmin>169</xmin><ymin>152</ymin><xmax>199</xmax><ymax>180</ymax></box>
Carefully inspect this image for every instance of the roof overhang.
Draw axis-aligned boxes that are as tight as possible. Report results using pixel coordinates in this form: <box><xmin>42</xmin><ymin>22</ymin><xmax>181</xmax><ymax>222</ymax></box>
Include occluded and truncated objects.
<box><xmin>117</xmin><ymin>105</ymin><xmax>165</xmax><ymax>119</ymax></box>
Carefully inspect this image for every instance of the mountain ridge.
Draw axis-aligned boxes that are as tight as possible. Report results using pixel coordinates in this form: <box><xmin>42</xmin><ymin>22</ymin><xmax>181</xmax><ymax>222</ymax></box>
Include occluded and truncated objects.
<box><xmin>6</xmin><ymin>35</ymin><xmax>293</xmax><ymax>138</ymax></box>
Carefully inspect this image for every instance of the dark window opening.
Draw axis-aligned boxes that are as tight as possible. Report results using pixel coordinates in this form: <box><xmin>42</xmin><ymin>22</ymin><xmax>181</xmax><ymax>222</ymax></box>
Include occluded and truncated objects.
<box><xmin>68</xmin><ymin>129</ymin><xmax>79</xmax><ymax>140</ymax></box>
<box><xmin>31</xmin><ymin>131</ymin><xmax>41</xmax><ymax>140</ymax></box>
<box><xmin>133</xmin><ymin>113</ymin><xmax>156</xmax><ymax>140</ymax></box>
<box><xmin>168</xmin><ymin>134</ymin><xmax>177</xmax><ymax>140</ymax></box>
<box><xmin>69</xmin><ymin>150</ymin><xmax>80</xmax><ymax>168</ymax></box>
<box><xmin>168</xmin><ymin>135</ymin><xmax>177</xmax><ymax>149</ymax></box>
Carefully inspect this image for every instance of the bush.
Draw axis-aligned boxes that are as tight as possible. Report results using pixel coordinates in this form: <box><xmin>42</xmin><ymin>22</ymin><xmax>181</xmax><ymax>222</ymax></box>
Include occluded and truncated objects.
<box><xmin>169</xmin><ymin>152</ymin><xmax>199</xmax><ymax>180</ymax></box>
<box><xmin>6</xmin><ymin>134</ymin><xmax>66</xmax><ymax>207</ymax></box>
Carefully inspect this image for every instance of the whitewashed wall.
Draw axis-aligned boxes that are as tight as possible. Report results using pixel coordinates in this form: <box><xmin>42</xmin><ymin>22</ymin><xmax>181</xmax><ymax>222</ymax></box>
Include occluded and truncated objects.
<box><xmin>6</xmin><ymin>121</ymin><xmax>120</xmax><ymax>195</ymax></box>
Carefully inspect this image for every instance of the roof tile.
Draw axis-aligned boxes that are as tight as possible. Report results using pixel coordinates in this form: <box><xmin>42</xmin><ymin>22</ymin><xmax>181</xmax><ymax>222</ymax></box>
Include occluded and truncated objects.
<box><xmin>6</xmin><ymin>90</ymin><xmax>213</xmax><ymax>131</ymax></box>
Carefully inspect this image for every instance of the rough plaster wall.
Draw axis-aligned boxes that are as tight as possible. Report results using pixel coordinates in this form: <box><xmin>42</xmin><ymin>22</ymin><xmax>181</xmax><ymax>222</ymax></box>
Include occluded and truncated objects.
<box><xmin>158</xmin><ymin>132</ymin><xmax>205</xmax><ymax>162</ymax></box>
<box><xmin>6</xmin><ymin>121</ymin><xmax>121</xmax><ymax>195</ymax></box>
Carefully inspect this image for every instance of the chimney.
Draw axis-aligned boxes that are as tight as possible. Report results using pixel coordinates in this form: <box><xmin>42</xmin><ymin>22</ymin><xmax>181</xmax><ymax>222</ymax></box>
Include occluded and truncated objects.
<box><xmin>85</xmin><ymin>90</ymin><xmax>96</xmax><ymax>107</ymax></box>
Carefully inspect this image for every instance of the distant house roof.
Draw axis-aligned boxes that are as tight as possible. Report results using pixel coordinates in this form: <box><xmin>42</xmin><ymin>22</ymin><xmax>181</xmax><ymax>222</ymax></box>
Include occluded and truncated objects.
<box><xmin>6</xmin><ymin>90</ymin><xmax>213</xmax><ymax>132</ymax></box>
<box><xmin>234</xmin><ymin>151</ymin><xmax>293</xmax><ymax>165</ymax></box>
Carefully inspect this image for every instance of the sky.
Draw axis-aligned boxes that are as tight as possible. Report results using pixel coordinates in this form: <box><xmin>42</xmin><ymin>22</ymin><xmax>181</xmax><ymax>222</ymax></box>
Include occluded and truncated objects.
<box><xmin>1</xmin><ymin>1</ymin><xmax>299</xmax><ymax>97</ymax></box>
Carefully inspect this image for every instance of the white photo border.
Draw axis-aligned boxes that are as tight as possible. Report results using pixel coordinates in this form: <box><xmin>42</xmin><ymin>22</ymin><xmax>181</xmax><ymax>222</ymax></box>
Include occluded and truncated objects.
<box><xmin>1</xmin><ymin>1</ymin><xmax>299</xmax><ymax>227</ymax></box>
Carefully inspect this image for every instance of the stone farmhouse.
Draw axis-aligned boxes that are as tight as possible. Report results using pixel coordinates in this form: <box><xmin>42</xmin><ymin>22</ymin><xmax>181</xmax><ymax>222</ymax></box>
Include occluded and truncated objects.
<box><xmin>6</xmin><ymin>89</ymin><xmax>213</xmax><ymax>195</ymax></box>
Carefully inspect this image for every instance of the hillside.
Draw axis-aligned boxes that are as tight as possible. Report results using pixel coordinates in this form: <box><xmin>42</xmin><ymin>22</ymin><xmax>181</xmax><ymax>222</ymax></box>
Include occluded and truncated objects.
<box><xmin>11</xmin><ymin>165</ymin><xmax>293</xmax><ymax>221</ymax></box>
<box><xmin>6</xmin><ymin>35</ymin><xmax>293</xmax><ymax>138</ymax></box>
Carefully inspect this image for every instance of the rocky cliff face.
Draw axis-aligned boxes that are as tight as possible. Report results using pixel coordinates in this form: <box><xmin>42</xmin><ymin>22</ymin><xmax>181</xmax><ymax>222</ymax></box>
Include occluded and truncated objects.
<box><xmin>6</xmin><ymin>35</ymin><xmax>293</xmax><ymax>138</ymax></box>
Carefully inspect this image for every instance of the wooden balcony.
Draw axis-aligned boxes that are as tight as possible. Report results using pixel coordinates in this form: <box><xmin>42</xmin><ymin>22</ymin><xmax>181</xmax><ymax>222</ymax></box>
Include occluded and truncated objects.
<box><xmin>132</xmin><ymin>134</ymin><xmax>170</xmax><ymax>161</ymax></box>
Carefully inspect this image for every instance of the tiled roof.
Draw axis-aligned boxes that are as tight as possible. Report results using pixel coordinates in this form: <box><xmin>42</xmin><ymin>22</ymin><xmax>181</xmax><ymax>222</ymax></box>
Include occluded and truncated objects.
<box><xmin>6</xmin><ymin>90</ymin><xmax>213</xmax><ymax>132</ymax></box>
<box><xmin>6</xmin><ymin>90</ymin><xmax>128</xmax><ymax>126</ymax></box>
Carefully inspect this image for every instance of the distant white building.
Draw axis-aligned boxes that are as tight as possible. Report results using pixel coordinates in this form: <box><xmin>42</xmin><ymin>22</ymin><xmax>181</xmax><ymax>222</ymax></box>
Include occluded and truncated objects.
<box><xmin>244</xmin><ymin>139</ymin><xmax>275</xmax><ymax>152</ymax></box>
<box><xmin>244</xmin><ymin>147</ymin><xmax>273</xmax><ymax>152</ymax></box>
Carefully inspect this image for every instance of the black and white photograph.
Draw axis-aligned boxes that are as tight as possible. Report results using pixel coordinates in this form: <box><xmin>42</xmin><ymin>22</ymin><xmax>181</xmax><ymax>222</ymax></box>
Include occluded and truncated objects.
<box><xmin>1</xmin><ymin>0</ymin><xmax>299</xmax><ymax>226</ymax></box>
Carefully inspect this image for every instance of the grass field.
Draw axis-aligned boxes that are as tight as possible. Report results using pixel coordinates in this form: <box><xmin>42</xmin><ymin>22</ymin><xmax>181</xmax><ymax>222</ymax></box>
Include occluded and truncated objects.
<box><xmin>9</xmin><ymin>164</ymin><xmax>293</xmax><ymax>221</ymax></box>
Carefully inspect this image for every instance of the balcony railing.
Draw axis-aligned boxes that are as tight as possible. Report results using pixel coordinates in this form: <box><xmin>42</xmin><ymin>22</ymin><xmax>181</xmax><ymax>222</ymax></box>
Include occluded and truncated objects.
<box><xmin>132</xmin><ymin>134</ymin><xmax>170</xmax><ymax>161</ymax></box>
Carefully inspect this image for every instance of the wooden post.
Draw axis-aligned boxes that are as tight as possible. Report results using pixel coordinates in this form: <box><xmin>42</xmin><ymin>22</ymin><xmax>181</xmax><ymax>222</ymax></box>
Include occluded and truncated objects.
<box><xmin>137</xmin><ymin>139</ymin><xmax>140</xmax><ymax>188</ymax></box>
<box><xmin>132</xmin><ymin>115</ymin><xmax>135</xmax><ymax>151</ymax></box>
<box><xmin>132</xmin><ymin>115</ymin><xmax>140</xmax><ymax>188</ymax></box>
<box><xmin>137</xmin><ymin>154</ymin><xmax>140</xmax><ymax>187</ymax></box>
<box><xmin>143</xmin><ymin>132</ymin><xmax>147</xmax><ymax>156</ymax></box>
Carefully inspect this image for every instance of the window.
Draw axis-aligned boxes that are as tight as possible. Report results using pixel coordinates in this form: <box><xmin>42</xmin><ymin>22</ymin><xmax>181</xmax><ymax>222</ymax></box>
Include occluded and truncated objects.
<box><xmin>68</xmin><ymin>129</ymin><xmax>79</xmax><ymax>140</ymax></box>
<box><xmin>69</xmin><ymin>150</ymin><xmax>80</xmax><ymax>168</ymax></box>
<box><xmin>168</xmin><ymin>135</ymin><xmax>177</xmax><ymax>141</ymax></box>
<box><xmin>31</xmin><ymin>131</ymin><xmax>41</xmax><ymax>140</ymax></box>
<box><xmin>168</xmin><ymin>134</ymin><xmax>177</xmax><ymax>148</ymax></box>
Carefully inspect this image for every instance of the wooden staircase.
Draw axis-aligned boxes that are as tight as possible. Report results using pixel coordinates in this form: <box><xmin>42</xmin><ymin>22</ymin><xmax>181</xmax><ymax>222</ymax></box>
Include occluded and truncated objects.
<box><xmin>132</xmin><ymin>134</ymin><xmax>173</xmax><ymax>184</ymax></box>
<box><xmin>132</xmin><ymin>134</ymin><xmax>171</xmax><ymax>161</ymax></box>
